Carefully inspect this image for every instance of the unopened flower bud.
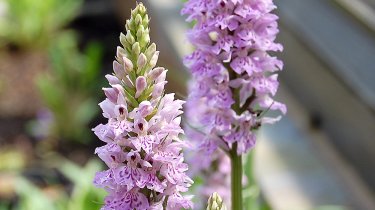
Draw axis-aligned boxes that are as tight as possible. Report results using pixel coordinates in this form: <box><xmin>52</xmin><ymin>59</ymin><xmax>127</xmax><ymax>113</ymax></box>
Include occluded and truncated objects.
<box><xmin>148</xmin><ymin>67</ymin><xmax>164</xmax><ymax>81</ymax></box>
<box><xmin>125</xmin><ymin>31</ymin><xmax>135</xmax><ymax>45</ymax></box>
<box><xmin>209</xmin><ymin>31</ymin><xmax>218</xmax><ymax>42</ymax></box>
<box><xmin>113</xmin><ymin>61</ymin><xmax>125</xmax><ymax>79</ymax></box>
<box><xmin>123</xmin><ymin>75</ymin><xmax>134</xmax><ymax>87</ymax></box>
<box><xmin>149</xmin><ymin>51</ymin><xmax>159</xmax><ymax>68</ymax></box>
<box><xmin>125</xmin><ymin>19</ymin><xmax>131</xmax><ymax>31</ymax></box>
<box><xmin>207</xmin><ymin>192</ymin><xmax>227</xmax><ymax>210</ymax></box>
<box><xmin>123</xmin><ymin>56</ymin><xmax>133</xmax><ymax>74</ymax></box>
<box><xmin>142</xmin><ymin>14</ymin><xmax>149</xmax><ymax>26</ymax></box>
<box><xmin>145</xmin><ymin>43</ymin><xmax>156</xmax><ymax>59</ymax></box>
<box><xmin>155</xmin><ymin>69</ymin><xmax>167</xmax><ymax>83</ymax></box>
<box><xmin>103</xmin><ymin>87</ymin><xmax>118</xmax><ymax>103</ymax></box>
<box><xmin>132</xmin><ymin>42</ymin><xmax>141</xmax><ymax>56</ymax></box>
<box><xmin>120</xmin><ymin>33</ymin><xmax>127</xmax><ymax>47</ymax></box>
<box><xmin>105</xmin><ymin>74</ymin><xmax>121</xmax><ymax>85</ymax></box>
<box><xmin>116</xmin><ymin>47</ymin><xmax>126</xmax><ymax>62</ymax></box>
<box><xmin>135</xmin><ymin>76</ymin><xmax>147</xmax><ymax>98</ymax></box>
<box><xmin>137</xmin><ymin>25</ymin><xmax>145</xmax><ymax>40</ymax></box>
<box><xmin>140</xmin><ymin>32</ymin><xmax>150</xmax><ymax>47</ymax></box>
<box><xmin>152</xmin><ymin>81</ymin><xmax>166</xmax><ymax>99</ymax></box>
<box><xmin>131</xmin><ymin>7</ymin><xmax>139</xmax><ymax>18</ymax></box>
<box><xmin>138</xmin><ymin>3</ymin><xmax>146</xmax><ymax>15</ymax></box>
<box><xmin>137</xmin><ymin>53</ymin><xmax>147</xmax><ymax>70</ymax></box>
<box><xmin>135</xmin><ymin>14</ymin><xmax>142</xmax><ymax>26</ymax></box>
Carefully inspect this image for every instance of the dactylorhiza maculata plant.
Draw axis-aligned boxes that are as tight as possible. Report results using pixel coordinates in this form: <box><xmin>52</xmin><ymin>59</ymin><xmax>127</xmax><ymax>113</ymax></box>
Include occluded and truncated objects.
<box><xmin>182</xmin><ymin>0</ymin><xmax>286</xmax><ymax>209</ymax></box>
<box><xmin>93</xmin><ymin>3</ymin><xmax>193</xmax><ymax>210</ymax></box>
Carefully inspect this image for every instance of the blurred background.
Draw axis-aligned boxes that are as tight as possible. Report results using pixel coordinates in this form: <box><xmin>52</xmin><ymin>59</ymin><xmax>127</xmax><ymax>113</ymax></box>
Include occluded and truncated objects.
<box><xmin>0</xmin><ymin>0</ymin><xmax>374</xmax><ymax>209</ymax></box>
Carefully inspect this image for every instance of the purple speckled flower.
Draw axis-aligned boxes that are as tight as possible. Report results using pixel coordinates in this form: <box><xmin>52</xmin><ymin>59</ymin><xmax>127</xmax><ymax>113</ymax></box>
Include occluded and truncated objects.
<box><xmin>182</xmin><ymin>0</ymin><xmax>286</xmax><ymax>157</ymax></box>
<box><xmin>93</xmin><ymin>3</ymin><xmax>193</xmax><ymax>209</ymax></box>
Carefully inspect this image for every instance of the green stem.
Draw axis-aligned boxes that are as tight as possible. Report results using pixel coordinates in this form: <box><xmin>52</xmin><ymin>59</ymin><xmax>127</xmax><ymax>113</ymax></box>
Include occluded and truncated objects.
<box><xmin>230</xmin><ymin>143</ymin><xmax>243</xmax><ymax>210</ymax></box>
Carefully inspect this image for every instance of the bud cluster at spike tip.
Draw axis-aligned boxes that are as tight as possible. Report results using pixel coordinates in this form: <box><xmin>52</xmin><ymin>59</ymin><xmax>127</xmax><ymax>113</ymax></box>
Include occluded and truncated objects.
<box><xmin>182</xmin><ymin>0</ymin><xmax>286</xmax><ymax>156</ymax></box>
<box><xmin>197</xmin><ymin>151</ymin><xmax>232</xmax><ymax>209</ymax></box>
<box><xmin>207</xmin><ymin>192</ymin><xmax>228</xmax><ymax>210</ymax></box>
<box><xmin>93</xmin><ymin>3</ymin><xmax>193</xmax><ymax>209</ymax></box>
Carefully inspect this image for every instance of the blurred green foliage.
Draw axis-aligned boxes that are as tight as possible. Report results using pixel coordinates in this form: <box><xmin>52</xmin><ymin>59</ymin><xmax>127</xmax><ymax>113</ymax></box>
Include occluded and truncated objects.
<box><xmin>11</xmin><ymin>159</ymin><xmax>105</xmax><ymax>210</ymax></box>
<box><xmin>0</xmin><ymin>0</ymin><xmax>82</xmax><ymax>49</ymax></box>
<box><xmin>58</xmin><ymin>159</ymin><xmax>106</xmax><ymax>210</ymax></box>
<box><xmin>35</xmin><ymin>33</ymin><xmax>104</xmax><ymax>144</ymax></box>
<box><xmin>0</xmin><ymin>148</ymin><xmax>25</xmax><ymax>170</ymax></box>
<box><xmin>243</xmin><ymin>150</ymin><xmax>272</xmax><ymax>210</ymax></box>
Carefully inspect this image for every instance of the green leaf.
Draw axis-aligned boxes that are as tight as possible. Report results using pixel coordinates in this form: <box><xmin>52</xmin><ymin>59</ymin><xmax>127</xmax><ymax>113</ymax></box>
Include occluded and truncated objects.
<box><xmin>81</xmin><ymin>42</ymin><xmax>103</xmax><ymax>87</ymax></box>
<box><xmin>74</xmin><ymin>98</ymin><xmax>98</xmax><ymax>125</ymax></box>
<box><xmin>36</xmin><ymin>74</ymin><xmax>64</xmax><ymax>111</ymax></box>
<box><xmin>15</xmin><ymin>177</ymin><xmax>58</xmax><ymax>210</ymax></box>
<box><xmin>1</xmin><ymin>0</ymin><xmax>83</xmax><ymax>49</ymax></box>
<box><xmin>58</xmin><ymin>159</ymin><xmax>106</xmax><ymax>210</ymax></box>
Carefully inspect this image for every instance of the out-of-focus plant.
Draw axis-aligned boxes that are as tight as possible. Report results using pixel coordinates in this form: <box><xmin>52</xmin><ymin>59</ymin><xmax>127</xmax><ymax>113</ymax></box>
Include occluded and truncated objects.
<box><xmin>11</xmin><ymin>159</ymin><xmax>105</xmax><ymax>210</ymax></box>
<box><xmin>0</xmin><ymin>147</ymin><xmax>26</xmax><ymax>170</ymax></box>
<box><xmin>188</xmin><ymin>149</ymin><xmax>273</xmax><ymax>209</ymax></box>
<box><xmin>0</xmin><ymin>0</ymin><xmax>82</xmax><ymax>49</ymax></box>
<box><xmin>243</xmin><ymin>151</ymin><xmax>272</xmax><ymax>210</ymax></box>
<box><xmin>33</xmin><ymin>33</ymin><xmax>104</xmax><ymax>144</ymax></box>
<box><xmin>15</xmin><ymin>178</ymin><xmax>60</xmax><ymax>210</ymax></box>
<box><xmin>182</xmin><ymin>0</ymin><xmax>286</xmax><ymax>209</ymax></box>
<box><xmin>58</xmin><ymin>159</ymin><xmax>106</xmax><ymax>210</ymax></box>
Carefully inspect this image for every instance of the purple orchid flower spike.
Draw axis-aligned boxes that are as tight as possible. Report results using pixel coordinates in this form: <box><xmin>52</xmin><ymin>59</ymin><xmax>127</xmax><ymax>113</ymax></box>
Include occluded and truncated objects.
<box><xmin>182</xmin><ymin>0</ymin><xmax>285</xmax><ymax>209</ymax></box>
<box><xmin>93</xmin><ymin>3</ymin><xmax>193</xmax><ymax>209</ymax></box>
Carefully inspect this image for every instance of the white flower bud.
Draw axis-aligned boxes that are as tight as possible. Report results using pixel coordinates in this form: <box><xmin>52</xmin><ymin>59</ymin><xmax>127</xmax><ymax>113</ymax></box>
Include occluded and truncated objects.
<box><xmin>142</xmin><ymin>14</ymin><xmax>149</xmax><ymax>26</ymax></box>
<box><xmin>138</xmin><ymin>3</ymin><xmax>146</xmax><ymax>15</ymax></box>
<box><xmin>209</xmin><ymin>31</ymin><xmax>218</xmax><ymax>42</ymax></box>
<box><xmin>149</xmin><ymin>51</ymin><xmax>159</xmax><ymax>68</ymax></box>
<box><xmin>140</xmin><ymin>32</ymin><xmax>150</xmax><ymax>47</ymax></box>
<box><xmin>120</xmin><ymin>33</ymin><xmax>127</xmax><ymax>46</ymax></box>
<box><xmin>207</xmin><ymin>192</ymin><xmax>227</xmax><ymax>210</ymax></box>
<box><xmin>135</xmin><ymin>14</ymin><xmax>142</xmax><ymax>26</ymax></box>
<box><xmin>137</xmin><ymin>25</ymin><xmax>145</xmax><ymax>40</ymax></box>
<box><xmin>125</xmin><ymin>31</ymin><xmax>135</xmax><ymax>45</ymax></box>
<box><xmin>132</xmin><ymin>42</ymin><xmax>141</xmax><ymax>56</ymax></box>
<box><xmin>125</xmin><ymin>19</ymin><xmax>131</xmax><ymax>29</ymax></box>
<box><xmin>145</xmin><ymin>43</ymin><xmax>156</xmax><ymax>59</ymax></box>
<box><xmin>116</xmin><ymin>47</ymin><xmax>126</xmax><ymax>62</ymax></box>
